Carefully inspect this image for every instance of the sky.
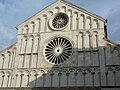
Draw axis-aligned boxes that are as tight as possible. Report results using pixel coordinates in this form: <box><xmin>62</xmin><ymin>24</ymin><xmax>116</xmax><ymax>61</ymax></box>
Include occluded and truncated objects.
<box><xmin>0</xmin><ymin>0</ymin><xmax>120</xmax><ymax>51</ymax></box>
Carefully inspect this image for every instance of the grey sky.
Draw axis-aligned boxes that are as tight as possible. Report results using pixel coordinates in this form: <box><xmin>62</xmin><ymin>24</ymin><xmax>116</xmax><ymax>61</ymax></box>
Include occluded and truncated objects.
<box><xmin>0</xmin><ymin>0</ymin><xmax>120</xmax><ymax>51</ymax></box>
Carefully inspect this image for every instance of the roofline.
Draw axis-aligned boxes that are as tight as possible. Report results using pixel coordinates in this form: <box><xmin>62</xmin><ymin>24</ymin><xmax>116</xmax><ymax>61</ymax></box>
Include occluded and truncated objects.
<box><xmin>16</xmin><ymin>0</ymin><xmax>106</xmax><ymax>30</ymax></box>
<box><xmin>61</xmin><ymin>0</ymin><xmax>106</xmax><ymax>21</ymax></box>
<box><xmin>16</xmin><ymin>0</ymin><xmax>59</xmax><ymax>30</ymax></box>
<box><xmin>0</xmin><ymin>43</ymin><xmax>17</xmax><ymax>54</ymax></box>
<box><xmin>104</xmin><ymin>37</ymin><xmax>120</xmax><ymax>47</ymax></box>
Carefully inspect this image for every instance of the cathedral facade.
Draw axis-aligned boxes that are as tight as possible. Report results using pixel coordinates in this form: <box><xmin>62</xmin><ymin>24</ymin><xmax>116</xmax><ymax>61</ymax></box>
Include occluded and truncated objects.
<box><xmin>0</xmin><ymin>0</ymin><xmax>120</xmax><ymax>90</ymax></box>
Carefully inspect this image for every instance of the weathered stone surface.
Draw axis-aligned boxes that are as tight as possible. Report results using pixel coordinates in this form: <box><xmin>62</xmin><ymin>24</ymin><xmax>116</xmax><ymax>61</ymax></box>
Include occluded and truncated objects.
<box><xmin>0</xmin><ymin>0</ymin><xmax>120</xmax><ymax>90</ymax></box>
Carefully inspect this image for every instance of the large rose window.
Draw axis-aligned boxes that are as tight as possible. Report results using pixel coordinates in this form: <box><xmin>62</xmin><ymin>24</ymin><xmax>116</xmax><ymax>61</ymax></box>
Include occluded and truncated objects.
<box><xmin>44</xmin><ymin>37</ymin><xmax>72</xmax><ymax>65</ymax></box>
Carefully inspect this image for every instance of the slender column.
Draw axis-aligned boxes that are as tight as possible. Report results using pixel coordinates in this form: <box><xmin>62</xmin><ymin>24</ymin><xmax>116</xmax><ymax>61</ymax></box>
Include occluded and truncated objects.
<box><xmin>36</xmin><ymin>36</ymin><xmax>40</xmax><ymax>68</ymax></box>
<box><xmin>43</xmin><ymin>73</ymin><xmax>46</xmax><ymax>87</ymax></box>
<box><xmin>22</xmin><ymin>38</ymin><xmax>28</xmax><ymax>68</ymax></box>
<box><xmin>50</xmin><ymin>73</ymin><xmax>54</xmax><ymax>87</ymax></box>
<box><xmin>2</xmin><ymin>55</ymin><xmax>5</xmax><ymax>69</ymax></box>
<box><xmin>38</xmin><ymin>19</ymin><xmax>41</xmax><ymax>33</ymax></box>
<box><xmin>74</xmin><ymin>72</ymin><xmax>78</xmax><ymax>87</ymax></box>
<box><xmin>76</xmin><ymin>35</ymin><xmax>79</xmax><ymax>66</ymax></box>
<box><xmin>44</xmin><ymin>17</ymin><xmax>47</xmax><ymax>32</ymax></box>
<box><xmin>29</xmin><ymin>38</ymin><xmax>34</xmax><ymax>68</ymax></box>
<box><xmin>19</xmin><ymin>38</ymin><xmax>23</xmax><ymax>53</ymax></box>
<box><xmin>91</xmin><ymin>72</ymin><xmax>95</xmax><ymax>86</ymax></box>
<box><xmin>83</xmin><ymin>72</ymin><xmax>86</xmax><ymax>86</ymax></box>
<box><xmin>12</xmin><ymin>48</ymin><xmax>17</xmax><ymax>68</ymax></box>
<box><xmin>32</xmin><ymin>22</ymin><xmax>35</xmax><ymax>33</ymax></box>
<box><xmin>7</xmin><ymin>75</ymin><xmax>10</xmax><ymax>87</ymax></box>
<box><xmin>7</xmin><ymin>52</ymin><xmax>11</xmax><ymax>68</ymax></box>
<box><xmin>83</xmin><ymin>19</ymin><xmax>85</xmax><ymax>29</ymax></box>
<box><xmin>58</xmin><ymin>72</ymin><xmax>62</xmax><ymax>87</ymax></box>
<box><xmin>34</xmin><ymin>74</ymin><xmax>38</xmax><ymax>87</ymax></box>
<box><xmin>66</xmin><ymin>73</ymin><xmax>70</xmax><ymax>87</ymax></box>
<box><xmin>76</xmin><ymin>17</ymin><xmax>79</xmax><ymax>30</ymax></box>
<box><xmin>20</xmin><ymin>74</ymin><xmax>24</xmax><ymax>87</ymax></box>
<box><xmin>70</xmin><ymin>15</ymin><xmax>73</xmax><ymax>30</ymax></box>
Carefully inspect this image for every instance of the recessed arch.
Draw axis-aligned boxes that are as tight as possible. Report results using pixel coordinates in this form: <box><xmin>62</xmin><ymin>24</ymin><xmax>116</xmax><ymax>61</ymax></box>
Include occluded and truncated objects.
<box><xmin>93</xmin><ymin>19</ymin><xmax>99</xmax><ymax>28</ymax></box>
<box><xmin>67</xmin><ymin>9</ymin><xmax>72</xmax><ymax>15</ymax></box>
<box><xmin>61</xmin><ymin>6</ymin><xmax>66</xmax><ymax>12</ymax></box>
<box><xmin>49</xmin><ymin>11</ymin><xmax>53</xmax><ymax>16</ymax></box>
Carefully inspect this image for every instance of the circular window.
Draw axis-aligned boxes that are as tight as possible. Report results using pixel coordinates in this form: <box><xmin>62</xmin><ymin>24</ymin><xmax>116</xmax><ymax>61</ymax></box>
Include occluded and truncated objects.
<box><xmin>49</xmin><ymin>13</ymin><xmax>69</xmax><ymax>30</ymax></box>
<box><xmin>44</xmin><ymin>37</ymin><xmax>72</xmax><ymax>65</ymax></box>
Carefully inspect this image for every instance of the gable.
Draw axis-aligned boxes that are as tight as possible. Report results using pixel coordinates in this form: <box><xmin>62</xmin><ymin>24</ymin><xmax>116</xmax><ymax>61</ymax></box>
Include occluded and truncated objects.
<box><xmin>17</xmin><ymin>0</ymin><xmax>106</xmax><ymax>35</ymax></box>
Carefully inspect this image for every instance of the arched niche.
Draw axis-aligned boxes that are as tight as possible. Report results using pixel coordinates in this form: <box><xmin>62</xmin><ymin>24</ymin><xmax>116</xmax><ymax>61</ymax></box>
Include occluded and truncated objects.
<box><xmin>0</xmin><ymin>71</ymin><xmax>5</xmax><ymax>87</ymax></box>
<box><xmin>28</xmin><ymin>21</ymin><xmax>35</xmax><ymax>33</ymax></box>
<box><xmin>113</xmin><ymin>47</ymin><xmax>120</xmax><ymax>65</ymax></box>
<box><xmin>26</xmin><ymin>35</ymin><xmax>34</xmax><ymax>53</ymax></box>
<box><xmin>21</xmin><ymin>35</ymin><xmax>27</xmax><ymax>53</ymax></box>
<box><xmin>67</xmin><ymin>9</ymin><xmax>72</xmax><ymax>30</ymax></box>
<box><xmin>61</xmin><ymin>6</ymin><xmax>66</xmax><ymax>12</ymax></box>
<box><xmin>86</xmin><ymin>16</ymin><xmax>91</xmax><ymax>29</ymax></box>
<box><xmin>73</xmin><ymin>11</ymin><xmax>79</xmax><ymax>30</ymax></box>
<box><xmin>92</xmin><ymin>31</ymin><xmax>98</xmax><ymax>48</ymax></box>
<box><xmin>55</xmin><ymin>6</ymin><xmax>60</xmax><ymax>13</ymax></box>
<box><xmin>36</xmin><ymin>18</ymin><xmax>41</xmax><ymax>33</ymax></box>
<box><xmin>78</xmin><ymin>32</ymin><xmax>83</xmax><ymax>49</ymax></box>
<box><xmin>49</xmin><ymin>11</ymin><xmax>53</xmax><ymax>16</ymax></box>
<box><xmin>84</xmin><ymin>31</ymin><xmax>91</xmax><ymax>48</ymax></box>
<box><xmin>105</xmin><ymin>44</ymin><xmax>113</xmax><ymax>65</ymax></box>
<box><xmin>23</xmin><ymin>25</ymin><xmax>29</xmax><ymax>35</ymax></box>
<box><xmin>93</xmin><ymin>19</ymin><xmax>99</xmax><ymax>29</ymax></box>
<box><xmin>79</xmin><ymin>14</ymin><xmax>85</xmax><ymax>29</ymax></box>
<box><xmin>28</xmin><ymin>70</ymin><xmax>38</xmax><ymax>87</ymax></box>
<box><xmin>41</xmin><ymin>14</ymin><xmax>48</xmax><ymax>32</ymax></box>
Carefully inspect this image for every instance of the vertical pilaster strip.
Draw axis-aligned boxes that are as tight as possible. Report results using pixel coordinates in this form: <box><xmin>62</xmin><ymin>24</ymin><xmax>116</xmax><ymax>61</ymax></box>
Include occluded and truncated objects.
<box><xmin>83</xmin><ymin>72</ymin><xmax>86</xmax><ymax>86</ymax></box>
<box><xmin>99</xmin><ymin>47</ymin><xmax>107</xmax><ymax>86</ymax></box>
<box><xmin>43</xmin><ymin>73</ymin><xmax>46</xmax><ymax>87</ymax></box>
<box><xmin>83</xmin><ymin>19</ymin><xmax>85</xmax><ymax>29</ymax></box>
<box><xmin>1</xmin><ymin>75</ymin><xmax>5</xmax><ymax>87</ymax></box>
<box><xmin>50</xmin><ymin>73</ymin><xmax>54</xmax><ymax>87</ymax></box>
<box><xmin>36</xmin><ymin>35</ymin><xmax>40</xmax><ymax>68</ymax></box>
<box><xmin>66</xmin><ymin>72</ymin><xmax>70</xmax><ymax>87</ymax></box>
<box><xmin>83</xmin><ymin>35</ymin><xmax>85</xmax><ymax>66</ymax></box>
<box><xmin>76</xmin><ymin>35</ymin><xmax>79</xmax><ymax>66</ymax></box>
<box><xmin>29</xmin><ymin>37</ymin><xmax>34</xmax><ymax>68</ymax></box>
<box><xmin>58</xmin><ymin>72</ymin><xmax>61</xmax><ymax>87</ymax></box>
<box><xmin>70</xmin><ymin>15</ymin><xmax>73</xmax><ymax>30</ymax></box>
<box><xmin>32</xmin><ymin>23</ymin><xmax>35</xmax><ymax>33</ymax></box>
<box><xmin>38</xmin><ymin>19</ymin><xmax>41</xmax><ymax>33</ymax></box>
<box><xmin>13</xmin><ymin>48</ymin><xmax>17</xmax><ymax>68</ymax></box>
<box><xmin>2</xmin><ymin>55</ymin><xmax>5</xmax><ymax>69</ymax></box>
<box><xmin>7</xmin><ymin>75</ymin><xmax>10</xmax><ymax>87</ymax></box>
<box><xmin>7</xmin><ymin>52</ymin><xmax>11</xmax><ymax>68</ymax></box>
<box><xmin>20</xmin><ymin>74</ymin><xmax>24</xmax><ymax>87</ymax></box>
<box><xmin>22</xmin><ymin>38</ymin><xmax>27</xmax><ymax>68</ymax></box>
<box><xmin>44</xmin><ymin>17</ymin><xmax>47</xmax><ymax>32</ymax></box>
<box><xmin>74</xmin><ymin>72</ymin><xmax>78</xmax><ymax>87</ymax></box>
<box><xmin>76</xmin><ymin>17</ymin><xmax>79</xmax><ymax>30</ymax></box>
<box><xmin>92</xmin><ymin>72</ymin><xmax>95</xmax><ymax>86</ymax></box>
<box><xmin>22</xmin><ymin>26</ymin><xmax>29</xmax><ymax>68</ymax></box>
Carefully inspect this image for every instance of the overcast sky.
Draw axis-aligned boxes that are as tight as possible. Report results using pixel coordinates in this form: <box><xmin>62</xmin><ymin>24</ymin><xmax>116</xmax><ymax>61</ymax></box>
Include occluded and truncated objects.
<box><xmin>0</xmin><ymin>0</ymin><xmax>120</xmax><ymax>51</ymax></box>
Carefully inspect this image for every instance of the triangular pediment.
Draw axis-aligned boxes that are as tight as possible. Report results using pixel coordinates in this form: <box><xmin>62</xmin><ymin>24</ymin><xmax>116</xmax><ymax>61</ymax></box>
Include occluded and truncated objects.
<box><xmin>17</xmin><ymin>0</ymin><xmax>105</xmax><ymax>31</ymax></box>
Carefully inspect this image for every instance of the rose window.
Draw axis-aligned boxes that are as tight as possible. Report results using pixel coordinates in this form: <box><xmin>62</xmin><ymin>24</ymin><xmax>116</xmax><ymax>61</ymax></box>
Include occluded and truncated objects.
<box><xmin>44</xmin><ymin>37</ymin><xmax>72</xmax><ymax>65</ymax></box>
<box><xmin>49</xmin><ymin>13</ymin><xmax>69</xmax><ymax>30</ymax></box>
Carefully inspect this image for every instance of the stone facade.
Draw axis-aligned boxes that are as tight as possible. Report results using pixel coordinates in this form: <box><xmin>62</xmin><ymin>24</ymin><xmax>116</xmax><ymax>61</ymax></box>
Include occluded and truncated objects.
<box><xmin>0</xmin><ymin>0</ymin><xmax>120</xmax><ymax>90</ymax></box>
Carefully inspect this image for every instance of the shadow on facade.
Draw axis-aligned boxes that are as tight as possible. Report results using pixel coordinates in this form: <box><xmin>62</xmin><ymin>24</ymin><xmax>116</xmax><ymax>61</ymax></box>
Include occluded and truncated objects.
<box><xmin>27</xmin><ymin>45</ymin><xmax>120</xmax><ymax>90</ymax></box>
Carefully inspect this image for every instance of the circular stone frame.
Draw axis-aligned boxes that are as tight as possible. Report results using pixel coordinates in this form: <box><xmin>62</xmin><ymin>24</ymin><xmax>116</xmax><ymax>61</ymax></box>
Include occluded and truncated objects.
<box><xmin>44</xmin><ymin>37</ymin><xmax>73</xmax><ymax>65</ymax></box>
<box><xmin>49</xmin><ymin>13</ymin><xmax>69</xmax><ymax>31</ymax></box>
